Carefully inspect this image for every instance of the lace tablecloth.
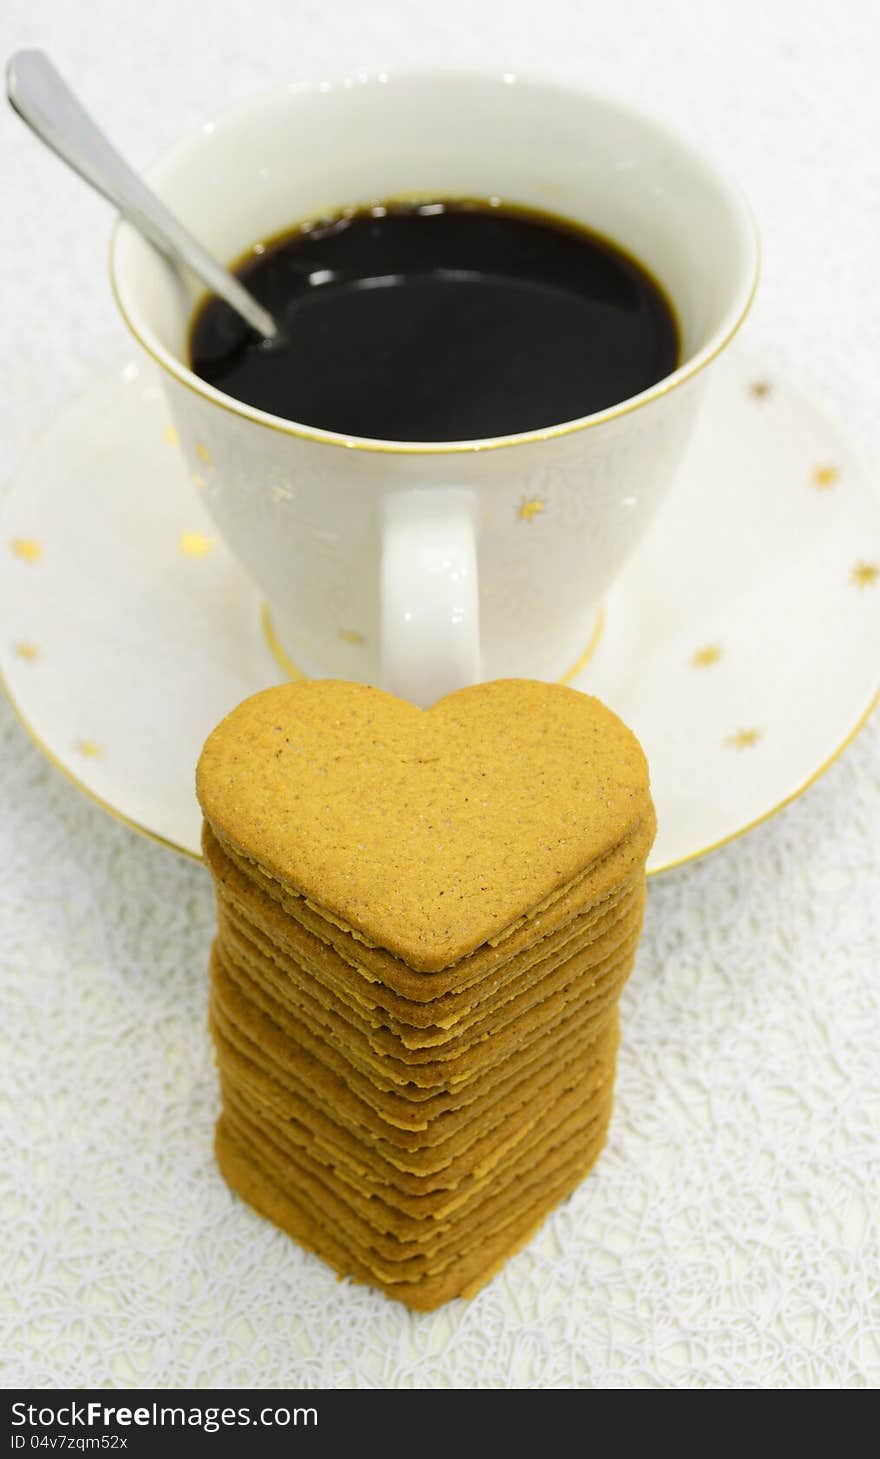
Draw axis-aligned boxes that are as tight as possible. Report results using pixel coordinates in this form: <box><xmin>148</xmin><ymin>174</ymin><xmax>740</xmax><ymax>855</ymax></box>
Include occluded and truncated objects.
<box><xmin>2</xmin><ymin>0</ymin><xmax>878</xmax><ymax>1389</ymax></box>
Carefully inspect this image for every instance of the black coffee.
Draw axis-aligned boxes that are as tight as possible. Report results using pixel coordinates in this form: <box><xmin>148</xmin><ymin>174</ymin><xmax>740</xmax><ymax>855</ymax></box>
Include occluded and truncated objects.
<box><xmin>189</xmin><ymin>200</ymin><xmax>678</xmax><ymax>442</ymax></box>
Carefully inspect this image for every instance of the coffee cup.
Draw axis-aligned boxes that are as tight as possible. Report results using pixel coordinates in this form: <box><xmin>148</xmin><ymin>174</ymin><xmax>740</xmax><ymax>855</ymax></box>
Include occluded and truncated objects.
<box><xmin>111</xmin><ymin>68</ymin><xmax>758</xmax><ymax>707</ymax></box>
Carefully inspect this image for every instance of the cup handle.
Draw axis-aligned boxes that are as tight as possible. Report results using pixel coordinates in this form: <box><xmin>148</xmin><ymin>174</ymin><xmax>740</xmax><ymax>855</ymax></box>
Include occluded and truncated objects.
<box><xmin>380</xmin><ymin>487</ymin><xmax>480</xmax><ymax>707</ymax></box>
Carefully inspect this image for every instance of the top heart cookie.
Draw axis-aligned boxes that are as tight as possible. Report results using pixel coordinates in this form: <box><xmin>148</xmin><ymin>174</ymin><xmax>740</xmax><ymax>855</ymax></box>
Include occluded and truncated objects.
<box><xmin>196</xmin><ymin>678</ymin><xmax>652</xmax><ymax>972</ymax></box>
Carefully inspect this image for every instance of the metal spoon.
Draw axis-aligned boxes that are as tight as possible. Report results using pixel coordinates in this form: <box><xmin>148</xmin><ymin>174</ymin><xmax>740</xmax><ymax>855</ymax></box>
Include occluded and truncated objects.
<box><xmin>6</xmin><ymin>49</ymin><xmax>279</xmax><ymax>342</ymax></box>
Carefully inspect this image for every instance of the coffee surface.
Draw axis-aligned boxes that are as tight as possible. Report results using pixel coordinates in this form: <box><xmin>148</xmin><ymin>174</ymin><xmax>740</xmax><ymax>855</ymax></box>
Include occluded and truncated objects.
<box><xmin>189</xmin><ymin>200</ymin><xmax>679</xmax><ymax>442</ymax></box>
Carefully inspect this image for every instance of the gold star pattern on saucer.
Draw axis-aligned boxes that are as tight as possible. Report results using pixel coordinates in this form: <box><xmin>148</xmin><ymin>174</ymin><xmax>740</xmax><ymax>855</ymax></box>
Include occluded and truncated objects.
<box><xmin>812</xmin><ymin>465</ymin><xmax>839</xmax><ymax>490</ymax></box>
<box><xmin>726</xmin><ymin>727</ymin><xmax>763</xmax><ymax>750</ymax></box>
<box><xmin>10</xmin><ymin>538</ymin><xmax>42</xmax><ymax>563</ymax></box>
<box><xmin>851</xmin><ymin>561</ymin><xmax>878</xmax><ymax>589</ymax></box>
<box><xmin>178</xmin><ymin>531</ymin><xmax>214</xmax><ymax>558</ymax></box>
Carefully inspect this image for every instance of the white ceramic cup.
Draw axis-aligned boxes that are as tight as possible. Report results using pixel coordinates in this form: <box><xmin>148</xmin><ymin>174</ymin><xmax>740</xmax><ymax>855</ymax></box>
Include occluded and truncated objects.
<box><xmin>111</xmin><ymin>69</ymin><xmax>758</xmax><ymax>707</ymax></box>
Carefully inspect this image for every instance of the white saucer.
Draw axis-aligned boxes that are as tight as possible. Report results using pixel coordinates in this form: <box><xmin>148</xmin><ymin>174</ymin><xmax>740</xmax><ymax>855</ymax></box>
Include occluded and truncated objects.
<box><xmin>1</xmin><ymin>351</ymin><xmax>878</xmax><ymax>874</ymax></box>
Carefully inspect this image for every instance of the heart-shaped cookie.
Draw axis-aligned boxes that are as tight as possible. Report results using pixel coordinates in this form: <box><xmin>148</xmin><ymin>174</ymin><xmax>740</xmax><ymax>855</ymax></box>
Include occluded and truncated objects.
<box><xmin>196</xmin><ymin>678</ymin><xmax>651</xmax><ymax>972</ymax></box>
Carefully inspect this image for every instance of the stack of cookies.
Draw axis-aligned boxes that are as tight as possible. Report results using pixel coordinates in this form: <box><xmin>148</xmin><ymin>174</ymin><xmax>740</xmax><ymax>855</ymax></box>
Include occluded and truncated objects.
<box><xmin>197</xmin><ymin>678</ymin><xmax>654</xmax><ymax>1310</ymax></box>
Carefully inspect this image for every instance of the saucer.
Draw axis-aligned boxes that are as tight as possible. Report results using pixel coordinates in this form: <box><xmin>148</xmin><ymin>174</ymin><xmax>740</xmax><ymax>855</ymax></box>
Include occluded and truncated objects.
<box><xmin>1</xmin><ymin>351</ymin><xmax>878</xmax><ymax>874</ymax></box>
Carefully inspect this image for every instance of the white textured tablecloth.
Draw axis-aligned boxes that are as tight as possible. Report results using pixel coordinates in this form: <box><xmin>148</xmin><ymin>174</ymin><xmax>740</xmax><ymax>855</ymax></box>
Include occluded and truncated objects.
<box><xmin>2</xmin><ymin>0</ymin><xmax>878</xmax><ymax>1390</ymax></box>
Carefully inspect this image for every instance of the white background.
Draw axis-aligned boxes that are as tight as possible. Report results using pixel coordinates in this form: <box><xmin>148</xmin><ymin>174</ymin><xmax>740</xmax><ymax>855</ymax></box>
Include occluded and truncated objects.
<box><xmin>1</xmin><ymin>0</ymin><xmax>878</xmax><ymax>1388</ymax></box>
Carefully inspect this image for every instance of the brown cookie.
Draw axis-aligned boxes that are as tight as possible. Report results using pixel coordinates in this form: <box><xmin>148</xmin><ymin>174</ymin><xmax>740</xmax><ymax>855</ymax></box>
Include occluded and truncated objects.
<box><xmin>197</xmin><ymin>678</ymin><xmax>651</xmax><ymax>973</ymax></box>
<box><xmin>211</xmin><ymin>982</ymin><xmax>619</xmax><ymax>1170</ymax></box>
<box><xmin>218</xmin><ymin>1011</ymin><xmax>618</xmax><ymax>1200</ymax></box>
<box><xmin>216</xmin><ymin>1112</ymin><xmax>610</xmax><ymax>1310</ymax></box>
<box><xmin>199</xmin><ymin>676</ymin><xmax>654</xmax><ymax>1307</ymax></box>
<box><xmin>205</xmin><ymin>808</ymin><xmax>655</xmax><ymax>1003</ymax></box>
<box><xmin>220</xmin><ymin>1055</ymin><xmax>616</xmax><ymax>1230</ymax></box>
<box><xmin>211</xmin><ymin>940</ymin><xmax>625</xmax><ymax>1122</ymax></box>
<box><xmin>215</xmin><ymin>885</ymin><xmax>643</xmax><ymax>1068</ymax></box>
<box><xmin>215</xmin><ymin>924</ymin><xmax>637</xmax><ymax>1094</ymax></box>
<box><xmin>221</xmin><ymin>1089</ymin><xmax>612</xmax><ymax>1270</ymax></box>
<box><xmin>211</xmin><ymin>845</ymin><xmax>642</xmax><ymax>1044</ymax></box>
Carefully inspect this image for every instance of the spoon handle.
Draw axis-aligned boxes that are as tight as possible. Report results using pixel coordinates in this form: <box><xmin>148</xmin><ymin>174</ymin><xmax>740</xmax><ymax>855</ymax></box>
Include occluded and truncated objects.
<box><xmin>6</xmin><ymin>49</ymin><xmax>278</xmax><ymax>341</ymax></box>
